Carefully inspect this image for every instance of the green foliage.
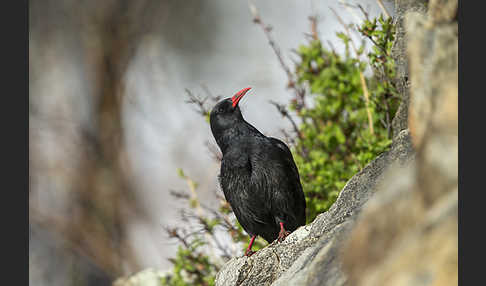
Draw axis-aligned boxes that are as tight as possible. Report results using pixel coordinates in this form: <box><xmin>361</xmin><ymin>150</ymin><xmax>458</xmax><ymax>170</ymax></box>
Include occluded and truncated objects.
<box><xmin>161</xmin><ymin>239</ymin><xmax>218</xmax><ymax>286</ymax></box>
<box><xmin>290</xmin><ymin>14</ymin><xmax>399</xmax><ymax>223</ymax></box>
<box><xmin>358</xmin><ymin>14</ymin><xmax>398</xmax><ymax>99</ymax></box>
<box><xmin>162</xmin><ymin>13</ymin><xmax>400</xmax><ymax>286</ymax></box>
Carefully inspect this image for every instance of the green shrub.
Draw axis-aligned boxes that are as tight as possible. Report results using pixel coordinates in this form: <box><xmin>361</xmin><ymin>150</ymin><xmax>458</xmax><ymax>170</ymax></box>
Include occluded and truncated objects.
<box><xmin>291</xmin><ymin>14</ymin><xmax>399</xmax><ymax>222</ymax></box>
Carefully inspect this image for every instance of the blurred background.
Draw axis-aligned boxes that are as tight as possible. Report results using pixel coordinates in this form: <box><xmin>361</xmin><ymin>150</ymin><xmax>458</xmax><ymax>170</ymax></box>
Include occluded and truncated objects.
<box><xmin>29</xmin><ymin>0</ymin><xmax>394</xmax><ymax>285</ymax></box>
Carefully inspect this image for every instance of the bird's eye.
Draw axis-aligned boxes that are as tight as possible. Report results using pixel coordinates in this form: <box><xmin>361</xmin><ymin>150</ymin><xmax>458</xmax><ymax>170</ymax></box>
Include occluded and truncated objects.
<box><xmin>218</xmin><ymin>107</ymin><xmax>224</xmax><ymax>113</ymax></box>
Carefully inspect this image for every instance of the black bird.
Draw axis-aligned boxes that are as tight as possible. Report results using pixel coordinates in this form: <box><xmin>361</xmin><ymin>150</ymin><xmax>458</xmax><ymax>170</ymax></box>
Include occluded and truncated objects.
<box><xmin>209</xmin><ymin>87</ymin><xmax>306</xmax><ymax>256</ymax></box>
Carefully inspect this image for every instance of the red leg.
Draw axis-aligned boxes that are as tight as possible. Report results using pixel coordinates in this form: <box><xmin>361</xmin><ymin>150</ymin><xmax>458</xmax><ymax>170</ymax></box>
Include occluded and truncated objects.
<box><xmin>244</xmin><ymin>235</ymin><xmax>257</xmax><ymax>257</ymax></box>
<box><xmin>277</xmin><ymin>222</ymin><xmax>291</xmax><ymax>242</ymax></box>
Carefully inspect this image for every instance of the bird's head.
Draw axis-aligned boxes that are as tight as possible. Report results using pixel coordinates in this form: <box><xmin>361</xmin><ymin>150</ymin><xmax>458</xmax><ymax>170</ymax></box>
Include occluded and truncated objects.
<box><xmin>209</xmin><ymin>87</ymin><xmax>251</xmax><ymax>147</ymax></box>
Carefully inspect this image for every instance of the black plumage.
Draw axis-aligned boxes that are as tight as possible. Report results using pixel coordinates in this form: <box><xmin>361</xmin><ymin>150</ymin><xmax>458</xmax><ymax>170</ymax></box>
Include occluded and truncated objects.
<box><xmin>209</xmin><ymin>87</ymin><xmax>306</xmax><ymax>256</ymax></box>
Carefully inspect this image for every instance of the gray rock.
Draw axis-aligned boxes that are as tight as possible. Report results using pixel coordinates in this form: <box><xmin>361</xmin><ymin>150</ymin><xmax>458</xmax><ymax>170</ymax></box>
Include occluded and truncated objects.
<box><xmin>390</xmin><ymin>0</ymin><xmax>428</xmax><ymax>138</ymax></box>
<box><xmin>406</xmin><ymin>4</ymin><xmax>458</xmax><ymax>204</ymax></box>
<box><xmin>342</xmin><ymin>1</ymin><xmax>457</xmax><ymax>284</ymax></box>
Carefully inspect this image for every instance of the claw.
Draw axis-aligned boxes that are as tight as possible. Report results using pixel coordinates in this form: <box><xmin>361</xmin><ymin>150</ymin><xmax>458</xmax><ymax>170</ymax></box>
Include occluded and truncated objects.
<box><xmin>277</xmin><ymin>230</ymin><xmax>290</xmax><ymax>242</ymax></box>
<box><xmin>244</xmin><ymin>249</ymin><xmax>256</xmax><ymax>257</ymax></box>
<box><xmin>244</xmin><ymin>235</ymin><xmax>257</xmax><ymax>257</ymax></box>
<box><xmin>277</xmin><ymin>222</ymin><xmax>291</xmax><ymax>242</ymax></box>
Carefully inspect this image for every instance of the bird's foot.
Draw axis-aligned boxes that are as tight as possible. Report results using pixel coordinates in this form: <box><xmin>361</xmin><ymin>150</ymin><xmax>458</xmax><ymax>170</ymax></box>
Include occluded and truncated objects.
<box><xmin>277</xmin><ymin>229</ymin><xmax>291</xmax><ymax>242</ymax></box>
<box><xmin>244</xmin><ymin>235</ymin><xmax>257</xmax><ymax>257</ymax></box>
<box><xmin>277</xmin><ymin>222</ymin><xmax>291</xmax><ymax>242</ymax></box>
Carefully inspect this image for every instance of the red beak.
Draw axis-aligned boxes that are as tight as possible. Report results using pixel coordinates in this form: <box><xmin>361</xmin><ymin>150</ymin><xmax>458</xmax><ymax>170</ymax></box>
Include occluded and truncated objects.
<box><xmin>231</xmin><ymin>87</ymin><xmax>252</xmax><ymax>108</ymax></box>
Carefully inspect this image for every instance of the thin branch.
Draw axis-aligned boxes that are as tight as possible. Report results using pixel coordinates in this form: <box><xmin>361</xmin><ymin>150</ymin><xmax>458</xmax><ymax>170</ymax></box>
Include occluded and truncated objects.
<box><xmin>326</xmin><ymin>40</ymin><xmax>338</xmax><ymax>55</ymax></box>
<box><xmin>308</xmin><ymin>15</ymin><xmax>319</xmax><ymax>41</ymax></box>
<box><xmin>248</xmin><ymin>1</ymin><xmax>306</xmax><ymax>109</ymax></box>
<box><xmin>359</xmin><ymin>73</ymin><xmax>374</xmax><ymax>135</ymax></box>
<box><xmin>338</xmin><ymin>0</ymin><xmax>364</xmax><ymax>23</ymax></box>
<box><xmin>185</xmin><ymin>89</ymin><xmax>210</xmax><ymax>116</ymax></box>
<box><xmin>357</xmin><ymin>4</ymin><xmax>370</xmax><ymax>21</ymax></box>
<box><xmin>269</xmin><ymin>100</ymin><xmax>303</xmax><ymax>141</ymax></box>
<box><xmin>180</xmin><ymin>174</ymin><xmax>219</xmax><ymax>258</ymax></box>
<box><xmin>200</xmin><ymin>84</ymin><xmax>222</xmax><ymax>103</ymax></box>
<box><xmin>279</xmin><ymin>128</ymin><xmax>295</xmax><ymax>146</ymax></box>
<box><xmin>169</xmin><ymin>189</ymin><xmax>191</xmax><ymax>200</ymax></box>
<box><xmin>362</xmin><ymin>33</ymin><xmax>388</xmax><ymax>56</ymax></box>
<box><xmin>168</xmin><ymin>187</ymin><xmax>235</xmax><ymax>260</ymax></box>
<box><xmin>376</xmin><ymin>0</ymin><xmax>391</xmax><ymax>19</ymax></box>
<box><xmin>196</xmin><ymin>216</ymin><xmax>232</xmax><ymax>259</ymax></box>
<box><xmin>164</xmin><ymin>226</ymin><xmax>190</xmax><ymax>248</ymax></box>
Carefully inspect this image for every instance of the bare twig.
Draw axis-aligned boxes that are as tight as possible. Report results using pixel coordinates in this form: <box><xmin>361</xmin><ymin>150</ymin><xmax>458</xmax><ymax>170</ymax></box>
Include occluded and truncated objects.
<box><xmin>195</xmin><ymin>216</ymin><xmax>232</xmax><ymax>259</ymax></box>
<box><xmin>248</xmin><ymin>1</ymin><xmax>306</xmax><ymax>109</ymax></box>
<box><xmin>358</xmin><ymin>73</ymin><xmax>374</xmax><ymax>135</ymax></box>
<box><xmin>269</xmin><ymin>100</ymin><xmax>303</xmax><ymax>141</ymax></box>
<box><xmin>168</xmin><ymin>186</ymin><xmax>238</xmax><ymax>259</ymax></box>
<box><xmin>181</xmin><ymin>174</ymin><xmax>219</xmax><ymax>258</ymax></box>
<box><xmin>169</xmin><ymin>189</ymin><xmax>191</xmax><ymax>200</ymax></box>
<box><xmin>376</xmin><ymin>0</ymin><xmax>391</xmax><ymax>19</ymax></box>
<box><xmin>362</xmin><ymin>33</ymin><xmax>388</xmax><ymax>55</ymax></box>
<box><xmin>279</xmin><ymin>128</ymin><xmax>295</xmax><ymax>146</ymax></box>
<box><xmin>165</xmin><ymin>226</ymin><xmax>190</xmax><ymax>248</ymax></box>
<box><xmin>309</xmin><ymin>15</ymin><xmax>319</xmax><ymax>41</ymax></box>
<box><xmin>357</xmin><ymin>4</ymin><xmax>370</xmax><ymax>21</ymax></box>
<box><xmin>200</xmin><ymin>84</ymin><xmax>221</xmax><ymax>101</ymax></box>
<box><xmin>338</xmin><ymin>0</ymin><xmax>364</xmax><ymax>23</ymax></box>
<box><xmin>185</xmin><ymin>89</ymin><xmax>211</xmax><ymax>116</ymax></box>
<box><xmin>326</xmin><ymin>40</ymin><xmax>338</xmax><ymax>54</ymax></box>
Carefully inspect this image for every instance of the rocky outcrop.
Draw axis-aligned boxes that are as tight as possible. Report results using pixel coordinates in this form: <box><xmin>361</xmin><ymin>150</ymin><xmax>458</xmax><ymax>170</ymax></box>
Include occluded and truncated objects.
<box><xmin>340</xmin><ymin>1</ymin><xmax>458</xmax><ymax>285</ymax></box>
<box><xmin>390</xmin><ymin>0</ymin><xmax>427</xmax><ymax>138</ymax></box>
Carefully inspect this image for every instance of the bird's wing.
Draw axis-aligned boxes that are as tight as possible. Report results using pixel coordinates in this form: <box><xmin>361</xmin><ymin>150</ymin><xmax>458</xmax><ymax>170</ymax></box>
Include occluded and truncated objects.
<box><xmin>257</xmin><ymin>137</ymin><xmax>306</xmax><ymax>227</ymax></box>
<box><xmin>267</xmin><ymin>137</ymin><xmax>301</xmax><ymax>179</ymax></box>
<box><xmin>220</xmin><ymin>153</ymin><xmax>274</xmax><ymax>228</ymax></box>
